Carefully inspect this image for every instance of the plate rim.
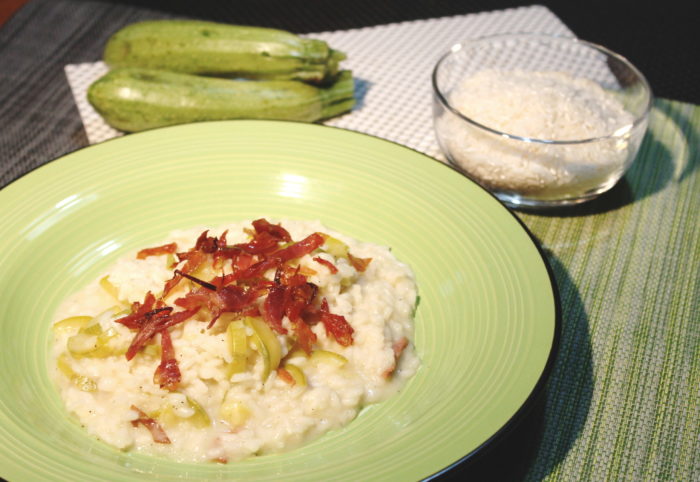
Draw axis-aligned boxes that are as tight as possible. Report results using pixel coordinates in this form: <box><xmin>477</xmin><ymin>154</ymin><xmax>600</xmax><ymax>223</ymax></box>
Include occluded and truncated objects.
<box><xmin>425</xmin><ymin>217</ymin><xmax>561</xmax><ymax>479</ymax></box>
<box><xmin>0</xmin><ymin>120</ymin><xmax>562</xmax><ymax>479</ymax></box>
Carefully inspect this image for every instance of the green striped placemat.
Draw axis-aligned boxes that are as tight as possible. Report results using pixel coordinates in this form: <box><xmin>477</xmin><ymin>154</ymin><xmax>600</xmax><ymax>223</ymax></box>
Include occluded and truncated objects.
<box><xmin>520</xmin><ymin>98</ymin><xmax>699</xmax><ymax>481</ymax></box>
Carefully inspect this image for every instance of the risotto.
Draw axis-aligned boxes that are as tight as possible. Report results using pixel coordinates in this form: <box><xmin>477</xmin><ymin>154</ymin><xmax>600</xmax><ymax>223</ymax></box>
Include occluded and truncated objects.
<box><xmin>50</xmin><ymin>219</ymin><xmax>419</xmax><ymax>463</ymax></box>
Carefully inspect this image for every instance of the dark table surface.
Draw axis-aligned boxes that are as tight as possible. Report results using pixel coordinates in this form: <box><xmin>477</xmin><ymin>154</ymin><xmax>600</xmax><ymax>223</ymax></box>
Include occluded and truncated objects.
<box><xmin>0</xmin><ymin>1</ymin><xmax>697</xmax><ymax>480</ymax></box>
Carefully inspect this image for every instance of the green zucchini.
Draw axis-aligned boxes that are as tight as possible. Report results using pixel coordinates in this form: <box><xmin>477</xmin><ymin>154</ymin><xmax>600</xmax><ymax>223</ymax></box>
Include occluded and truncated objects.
<box><xmin>87</xmin><ymin>67</ymin><xmax>355</xmax><ymax>132</ymax></box>
<box><xmin>104</xmin><ymin>20</ymin><xmax>346</xmax><ymax>84</ymax></box>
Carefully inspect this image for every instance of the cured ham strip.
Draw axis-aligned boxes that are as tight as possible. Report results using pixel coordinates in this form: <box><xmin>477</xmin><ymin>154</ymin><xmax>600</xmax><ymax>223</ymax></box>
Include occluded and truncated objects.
<box><xmin>136</xmin><ymin>242</ymin><xmax>178</xmax><ymax>260</ymax></box>
<box><xmin>263</xmin><ymin>266</ymin><xmax>315</xmax><ymax>334</ymax></box>
<box><xmin>232</xmin><ymin>252</ymin><xmax>255</xmax><ymax>272</ymax></box>
<box><xmin>226</xmin><ymin>233</ymin><xmax>324</xmax><ymax>283</ymax></box>
<box><xmin>212</xmin><ymin>231</ymin><xmax>239</xmax><ymax>266</ymax></box>
<box><xmin>162</xmin><ymin>250</ymin><xmax>208</xmax><ymax>297</ymax></box>
<box><xmin>393</xmin><ymin>337</ymin><xmax>409</xmax><ymax>359</ymax></box>
<box><xmin>207</xmin><ymin>285</ymin><xmax>264</xmax><ymax>328</ymax></box>
<box><xmin>285</xmin><ymin>283</ymin><xmax>317</xmax><ymax>323</ymax></box>
<box><xmin>383</xmin><ymin>337</ymin><xmax>409</xmax><ymax>379</ymax></box>
<box><xmin>348</xmin><ymin>252</ymin><xmax>372</xmax><ymax>272</ymax></box>
<box><xmin>114</xmin><ymin>292</ymin><xmax>158</xmax><ymax>330</ymax></box>
<box><xmin>130</xmin><ymin>405</ymin><xmax>171</xmax><ymax>444</ymax></box>
<box><xmin>162</xmin><ymin>274</ymin><xmax>182</xmax><ymax>299</ymax></box>
<box><xmin>124</xmin><ymin>307</ymin><xmax>199</xmax><ymax>360</ymax></box>
<box><xmin>174</xmin><ymin>283</ymin><xmax>264</xmax><ymax>328</ymax></box>
<box><xmin>313</xmin><ymin>256</ymin><xmax>338</xmax><ymax>274</ymax></box>
<box><xmin>228</xmin><ymin>257</ymin><xmax>279</xmax><ymax>282</ymax></box>
<box><xmin>233</xmin><ymin>230</ymin><xmax>280</xmax><ymax>254</ymax></box>
<box><xmin>272</xmin><ymin>233</ymin><xmax>324</xmax><ymax>263</ymax></box>
<box><xmin>252</xmin><ymin>218</ymin><xmax>291</xmax><ymax>242</ymax></box>
<box><xmin>262</xmin><ymin>284</ymin><xmax>288</xmax><ymax>334</ymax></box>
<box><xmin>177</xmin><ymin>250</ymin><xmax>207</xmax><ymax>273</ymax></box>
<box><xmin>277</xmin><ymin>367</ymin><xmax>295</xmax><ymax>385</ymax></box>
<box><xmin>293</xmin><ymin>317</ymin><xmax>317</xmax><ymax>354</ymax></box>
<box><xmin>153</xmin><ymin>329</ymin><xmax>181</xmax><ymax>390</ymax></box>
<box><xmin>319</xmin><ymin>298</ymin><xmax>354</xmax><ymax>346</ymax></box>
<box><xmin>194</xmin><ymin>230</ymin><xmax>220</xmax><ymax>253</ymax></box>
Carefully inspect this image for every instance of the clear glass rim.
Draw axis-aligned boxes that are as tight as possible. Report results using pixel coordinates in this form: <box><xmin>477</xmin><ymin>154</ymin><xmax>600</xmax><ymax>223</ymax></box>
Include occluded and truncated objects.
<box><xmin>431</xmin><ymin>33</ymin><xmax>654</xmax><ymax>145</ymax></box>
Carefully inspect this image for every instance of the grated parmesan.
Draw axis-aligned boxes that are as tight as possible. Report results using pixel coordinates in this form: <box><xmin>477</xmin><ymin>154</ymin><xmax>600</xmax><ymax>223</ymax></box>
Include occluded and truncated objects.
<box><xmin>436</xmin><ymin>70</ymin><xmax>640</xmax><ymax>200</ymax></box>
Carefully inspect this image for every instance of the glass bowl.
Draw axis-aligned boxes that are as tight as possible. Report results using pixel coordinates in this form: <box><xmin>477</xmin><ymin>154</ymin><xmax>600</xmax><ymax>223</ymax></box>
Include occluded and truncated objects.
<box><xmin>432</xmin><ymin>33</ymin><xmax>652</xmax><ymax>209</ymax></box>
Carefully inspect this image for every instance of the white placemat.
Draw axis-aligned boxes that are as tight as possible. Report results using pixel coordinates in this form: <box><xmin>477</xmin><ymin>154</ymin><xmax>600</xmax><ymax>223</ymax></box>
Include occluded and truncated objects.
<box><xmin>65</xmin><ymin>4</ymin><xmax>574</xmax><ymax>157</ymax></box>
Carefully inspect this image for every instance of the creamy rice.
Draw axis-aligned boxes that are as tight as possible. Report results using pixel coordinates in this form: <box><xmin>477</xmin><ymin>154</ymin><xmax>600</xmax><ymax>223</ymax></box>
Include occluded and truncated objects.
<box><xmin>50</xmin><ymin>220</ymin><xmax>419</xmax><ymax>463</ymax></box>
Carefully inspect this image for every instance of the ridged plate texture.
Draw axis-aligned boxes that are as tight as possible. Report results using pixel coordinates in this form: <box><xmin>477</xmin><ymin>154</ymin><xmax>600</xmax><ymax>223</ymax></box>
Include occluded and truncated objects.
<box><xmin>0</xmin><ymin>121</ymin><xmax>558</xmax><ymax>481</ymax></box>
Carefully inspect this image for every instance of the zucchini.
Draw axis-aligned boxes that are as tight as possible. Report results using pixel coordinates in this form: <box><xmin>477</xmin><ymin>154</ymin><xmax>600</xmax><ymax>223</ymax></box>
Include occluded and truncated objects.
<box><xmin>104</xmin><ymin>20</ymin><xmax>346</xmax><ymax>84</ymax></box>
<box><xmin>87</xmin><ymin>67</ymin><xmax>355</xmax><ymax>132</ymax></box>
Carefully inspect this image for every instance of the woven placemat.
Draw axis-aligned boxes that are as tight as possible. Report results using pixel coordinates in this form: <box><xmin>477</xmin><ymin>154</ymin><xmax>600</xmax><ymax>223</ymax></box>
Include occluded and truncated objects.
<box><xmin>519</xmin><ymin>98</ymin><xmax>699</xmax><ymax>481</ymax></box>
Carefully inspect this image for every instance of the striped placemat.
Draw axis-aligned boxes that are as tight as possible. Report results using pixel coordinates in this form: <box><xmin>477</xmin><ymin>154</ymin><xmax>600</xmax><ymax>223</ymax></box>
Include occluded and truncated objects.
<box><xmin>520</xmin><ymin>98</ymin><xmax>699</xmax><ymax>481</ymax></box>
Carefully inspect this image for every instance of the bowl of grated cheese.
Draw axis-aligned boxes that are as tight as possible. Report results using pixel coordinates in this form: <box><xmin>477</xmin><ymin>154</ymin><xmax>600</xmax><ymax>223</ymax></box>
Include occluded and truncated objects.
<box><xmin>432</xmin><ymin>33</ymin><xmax>652</xmax><ymax>208</ymax></box>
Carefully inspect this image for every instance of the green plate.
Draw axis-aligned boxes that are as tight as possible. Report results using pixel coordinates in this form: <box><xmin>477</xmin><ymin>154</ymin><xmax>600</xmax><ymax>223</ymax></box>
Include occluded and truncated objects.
<box><xmin>0</xmin><ymin>121</ymin><xmax>559</xmax><ymax>481</ymax></box>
